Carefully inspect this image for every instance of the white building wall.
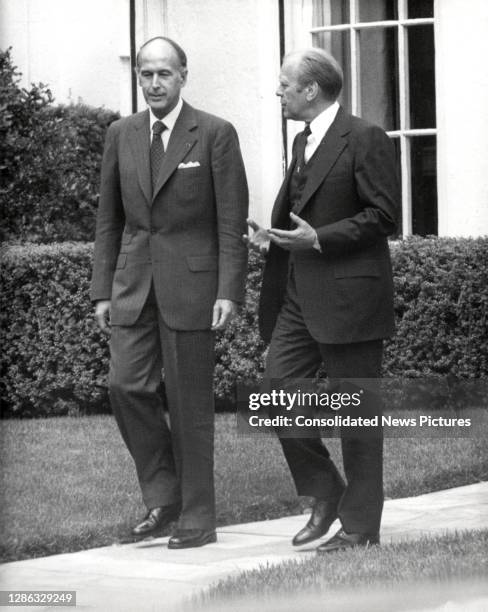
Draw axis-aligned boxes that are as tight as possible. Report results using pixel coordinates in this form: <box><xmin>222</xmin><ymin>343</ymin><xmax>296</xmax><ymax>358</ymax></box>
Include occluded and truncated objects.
<box><xmin>142</xmin><ymin>0</ymin><xmax>283</xmax><ymax>226</ymax></box>
<box><xmin>436</xmin><ymin>0</ymin><xmax>488</xmax><ymax>237</ymax></box>
<box><xmin>5</xmin><ymin>1</ymin><xmax>488</xmax><ymax>236</ymax></box>
<box><xmin>0</xmin><ymin>0</ymin><xmax>283</xmax><ymax>225</ymax></box>
<box><xmin>0</xmin><ymin>0</ymin><xmax>132</xmax><ymax>115</ymax></box>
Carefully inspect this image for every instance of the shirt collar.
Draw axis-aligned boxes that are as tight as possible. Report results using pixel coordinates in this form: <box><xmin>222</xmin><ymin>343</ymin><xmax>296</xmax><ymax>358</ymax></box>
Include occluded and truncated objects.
<box><xmin>149</xmin><ymin>97</ymin><xmax>183</xmax><ymax>132</ymax></box>
<box><xmin>308</xmin><ymin>100</ymin><xmax>340</xmax><ymax>142</ymax></box>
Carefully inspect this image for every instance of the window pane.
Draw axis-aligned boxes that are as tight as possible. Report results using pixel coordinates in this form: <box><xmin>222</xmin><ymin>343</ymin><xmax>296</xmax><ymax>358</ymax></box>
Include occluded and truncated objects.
<box><xmin>408</xmin><ymin>24</ymin><xmax>436</xmax><ymax>128</ymax></box>
<box><xmin>390</xmin><ymin>137</ymin><xmax>402</xmax><ymax>238</ymax></box>
<box><xmin>312</xmin><ymin>0</ymin><xmax>349</xmax><ymax>27</ymax></box>
<box><xmin>408</xmin><ymin>0</ymin><xmax>434</xmax><ymax>19</ymax></box>
<box><xmin>411</xmin><ymin>136</ymin><xmax>437</xmax><ymax>235</ymax></box>
<box><xmin>359</xmin><ymin>27</ymin><xmax>399</xmax><ymax>131</ymax></box>
<box><xmin>359</xmin><ymin>0</ymin><xmax>397</xmax><ymax>22</ymax></box>
<box><xmin>312</xmin><ymin>31</ymin><xmax>351</xmax><ymax>113</ymax></box>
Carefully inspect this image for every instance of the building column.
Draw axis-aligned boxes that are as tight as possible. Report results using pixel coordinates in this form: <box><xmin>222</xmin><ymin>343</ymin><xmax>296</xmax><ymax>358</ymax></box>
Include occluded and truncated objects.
<box><xmin>435</xmin><ymin>0</ymin><xmax>488</xmax><ymax>236</ymax></box>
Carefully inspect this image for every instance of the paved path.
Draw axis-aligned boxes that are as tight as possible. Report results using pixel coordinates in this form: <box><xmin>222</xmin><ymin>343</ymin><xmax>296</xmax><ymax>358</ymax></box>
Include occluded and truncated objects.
<box><xmin>1</xmin><ymin>482</ymin><xmax>487</xmax><ymax>612</ymax></box>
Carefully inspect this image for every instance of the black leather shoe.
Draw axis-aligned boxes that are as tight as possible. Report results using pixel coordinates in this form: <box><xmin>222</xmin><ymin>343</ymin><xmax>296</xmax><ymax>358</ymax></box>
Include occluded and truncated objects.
<box><xmin>292</xmin><ymin>500</ymin><xmax>338</xmax><ymax>546</ymax></box>
<box><xmin>316</xmin><ymin>528</ymin><xmax>380</xmax><ymax>554</ymax></box>
<box><xmin>131</xmin><ymin>505</ymin><xmax>179</xmax><ymax>537</ymax></box>
<box><xmin>167</xmin><ymin>529</ymin><xmax>217</xmax><ymax>549</ymax></box>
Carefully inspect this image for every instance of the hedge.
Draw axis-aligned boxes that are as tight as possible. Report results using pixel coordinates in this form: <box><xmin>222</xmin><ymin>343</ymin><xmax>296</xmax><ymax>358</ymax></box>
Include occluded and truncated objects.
<box><xmin>0</xmin><ymin>48</ymin><xmax>119</xmax><ymax>243</ymax></box>
<box><xmin>1</xmin><ymin>237</ymin><xmax>487</xmax><ymax>417</ymax></box>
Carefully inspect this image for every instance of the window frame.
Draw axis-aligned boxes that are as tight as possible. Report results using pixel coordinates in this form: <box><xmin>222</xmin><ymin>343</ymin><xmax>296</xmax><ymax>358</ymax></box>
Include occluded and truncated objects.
<box><xmin>308</xmin><ymin>0</ymin><xmax>436</xmax><ymax>235</ymax></box>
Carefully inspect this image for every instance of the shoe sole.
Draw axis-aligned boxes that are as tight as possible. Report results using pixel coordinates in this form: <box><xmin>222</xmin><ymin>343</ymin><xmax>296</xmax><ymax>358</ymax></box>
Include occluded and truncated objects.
<box><xmin>130</xmin><ymin>528</ymin><xmax>167</xmax><ymax>539</ymax></box>
<box><xmin>167</xmin><ymin>534</ymin><xmax>217</xmax><ymax>550</ymax></box>
<box><xmin>316</xmin><ymin>540</ymin><xmax>380</xmax><ymax>554</ymax></box>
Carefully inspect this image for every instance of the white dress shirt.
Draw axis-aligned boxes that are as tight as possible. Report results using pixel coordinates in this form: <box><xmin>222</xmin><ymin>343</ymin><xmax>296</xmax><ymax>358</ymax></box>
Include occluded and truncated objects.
<box><xmin>301</xmin><ymin>101</ymin><xmax>340</xmax><ymax>251</ymax></box>
<box><xmin>304</xmin><ymin>100</ymin><xmax>340</xmax><ymax>163</ymax></box>
<box><xmin>149</xmin><ymin>97</ymin><xmax>183</xmax><ymax>149</ymax></box>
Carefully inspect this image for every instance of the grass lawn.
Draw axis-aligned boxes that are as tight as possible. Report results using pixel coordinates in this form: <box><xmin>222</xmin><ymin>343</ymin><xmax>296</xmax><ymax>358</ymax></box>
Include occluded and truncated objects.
<box><xmin>194</xmin><ymin>531</ymin><xmax>488</xmax><ymax>612</ymax></box>
<box><xmin>0</xmin><ymin>412</ymin><xmax>486</xmax><ymax>562</ymax></box>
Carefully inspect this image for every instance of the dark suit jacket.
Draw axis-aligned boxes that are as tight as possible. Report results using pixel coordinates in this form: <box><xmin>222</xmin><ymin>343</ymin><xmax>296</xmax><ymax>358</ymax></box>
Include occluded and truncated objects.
<box><xmin>259</xmin><ymin>107</ymin><xmax>400</xmax><ymax>344</ymax></box>
<box><xmin>91</xmin><ymin>102</ymin><xmax>248</xmax><ymax>330</ymax></box>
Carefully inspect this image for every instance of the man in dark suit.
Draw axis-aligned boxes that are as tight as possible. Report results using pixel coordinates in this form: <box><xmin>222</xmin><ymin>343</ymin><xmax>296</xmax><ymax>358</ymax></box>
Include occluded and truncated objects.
<box><xmin>91</xmin><ymin>37</ymin><xmax>248</xmax><ymax>549</ymax></box>
<box><xmin>245</xmin><ymin>48</ymin><xmax>399</xmax><ymax>553</ymax></box>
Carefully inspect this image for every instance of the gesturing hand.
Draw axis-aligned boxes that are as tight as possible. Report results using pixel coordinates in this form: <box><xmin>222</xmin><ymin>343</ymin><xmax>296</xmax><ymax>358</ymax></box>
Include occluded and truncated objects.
<box><xmin>268</xmin><ymin>212</ymin><xmax>318</xmax><ymax>251</ymax></box>
<box><xmin>242</xmin><ymin>218</ymin><xmax>270</xmax><ymax>255</ymax></box>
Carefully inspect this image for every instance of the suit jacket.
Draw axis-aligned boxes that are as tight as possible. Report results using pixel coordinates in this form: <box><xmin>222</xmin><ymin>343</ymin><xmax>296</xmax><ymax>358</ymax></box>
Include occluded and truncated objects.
<box><xmin>259</xmin><ymin>107</ymin><xmax>400</xmax><ymax>344</ymax></box>
<box><xmin>91</xmin><ymin>102</ymin><xmax>248</xmax><ymax>330</ymax></box>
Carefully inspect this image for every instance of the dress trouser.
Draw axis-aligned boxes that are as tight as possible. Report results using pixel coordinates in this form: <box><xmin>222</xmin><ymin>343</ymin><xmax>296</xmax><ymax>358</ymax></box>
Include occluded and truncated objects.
<box><xmin>264</xmin><ymin>267</ymin><xmax>384</xmax><ymax>535</ymax></box>
<box><xmin>109</xmin><ymin>285</ymin><xmax>216</xmax><ymax>530</ymax></box>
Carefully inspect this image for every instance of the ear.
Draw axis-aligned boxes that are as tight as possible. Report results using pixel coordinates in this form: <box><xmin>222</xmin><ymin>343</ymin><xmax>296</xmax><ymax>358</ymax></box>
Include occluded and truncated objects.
<box><xmin>180</xmin><ymin>68</ymin><xmax>188</xmax><ymax>87</ymax></box>
<box><xmin>306</xmin><ymin>81</ymin><xmax>319</xmax><ymax>102</ymax></box>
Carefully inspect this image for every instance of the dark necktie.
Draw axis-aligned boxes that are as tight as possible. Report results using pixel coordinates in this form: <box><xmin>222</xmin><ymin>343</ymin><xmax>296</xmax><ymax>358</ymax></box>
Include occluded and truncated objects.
<box><xmin>295</xmin><ymin>123</ymin><xmax>311</xmax><ymax>174</ymax></box>
<box><xmin>151</xmin><ymin>120</ymin><xmax>167</xmax><ymax>194</ymax></box>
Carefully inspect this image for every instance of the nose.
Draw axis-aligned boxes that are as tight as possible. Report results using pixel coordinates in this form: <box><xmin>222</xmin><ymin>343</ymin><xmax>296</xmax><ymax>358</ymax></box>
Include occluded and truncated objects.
<box><xmin>276</xmin><ymin>86</ymin><xmax>283</xmax><ymax>97</ymax></box>
<box><xmin>151</xmin><ymin>73</ymin><xmax>160</xmax><ymax>89</ymax></box>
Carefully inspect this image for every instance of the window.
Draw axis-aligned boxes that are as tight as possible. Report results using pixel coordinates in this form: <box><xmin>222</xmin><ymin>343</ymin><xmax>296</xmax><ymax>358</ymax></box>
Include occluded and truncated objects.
<box><xmin>287</xmin><ymin>0</ymin><xmax>437</xmax><ymax>235</ymax></box>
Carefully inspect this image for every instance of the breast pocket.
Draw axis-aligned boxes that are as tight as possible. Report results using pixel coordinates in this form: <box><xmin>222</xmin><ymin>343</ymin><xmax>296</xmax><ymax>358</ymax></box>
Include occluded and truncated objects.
<box><xmin>174</xmin><ymin>167</ymin><xmax>203</xmax><ymax>201</ymax></box>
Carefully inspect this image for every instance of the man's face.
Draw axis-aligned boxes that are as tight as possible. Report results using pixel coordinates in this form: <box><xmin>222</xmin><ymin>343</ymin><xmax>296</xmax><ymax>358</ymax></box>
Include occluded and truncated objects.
<box><xmin>276</xmin><ymin>58</ymin><xmax>308</xmax><ymax>121</ymax></box>
<box><xmin>137</xmin><ymin>42</ymin><xmax>187</xmax><ymax>118</ymax></box>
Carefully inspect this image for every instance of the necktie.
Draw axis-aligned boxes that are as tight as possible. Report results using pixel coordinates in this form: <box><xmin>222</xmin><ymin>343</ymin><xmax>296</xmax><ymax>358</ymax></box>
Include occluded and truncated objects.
<box><xmin>295</xmin><ymin>123</ymin><xmax>311</xmax><ymax>174</ymax></box>
<box><xmin>151</xmin><ymin>120</ymin><xmax>167</xmax><ymax>194</ymax></box>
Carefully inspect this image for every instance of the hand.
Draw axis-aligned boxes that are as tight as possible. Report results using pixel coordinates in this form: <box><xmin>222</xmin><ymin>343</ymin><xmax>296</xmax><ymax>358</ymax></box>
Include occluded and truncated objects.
<box><xmin>95</xmin><ymin>300</ymin><xmax>111</xmax><ymax>334</ymax></box>
<box><xmin>268</xmin><ymin>212</ymin><xmax>318</xmax><ymax>251</ymax></box>
<box><xmin>211</xmin><ymin>299</ymin><xmax>237</xmax><ymax>331</ymax></box>
<box><xmin>242</xmin><ymin>218</ymin><xmax>270</xmax><ymax>255</ymax></box>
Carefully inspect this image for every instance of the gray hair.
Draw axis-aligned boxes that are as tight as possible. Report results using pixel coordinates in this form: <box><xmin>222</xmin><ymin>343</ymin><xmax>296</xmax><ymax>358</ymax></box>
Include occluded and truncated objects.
<box><xmin>293</xmin><ymin>48</ymin><xmax>343</xmax><ymax>101</ymax></box>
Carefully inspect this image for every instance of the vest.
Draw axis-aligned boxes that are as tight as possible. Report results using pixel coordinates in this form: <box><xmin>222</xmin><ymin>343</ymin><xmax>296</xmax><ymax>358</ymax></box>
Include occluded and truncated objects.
<box><xmin>288</xmin><ymin>152</ymin><xmax>317</xmax><ymax>219</ymax></box>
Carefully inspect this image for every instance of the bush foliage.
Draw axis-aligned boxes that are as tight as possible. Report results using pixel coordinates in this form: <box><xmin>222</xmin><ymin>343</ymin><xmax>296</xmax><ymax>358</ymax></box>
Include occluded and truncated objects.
<box><xmin>1</xmin><ymin>237</ymin><xmax>487</xmax><ymax>417</ymax></box>
<box><xmin>0</xmin><ymin>48</ymin><xmax>119</xmax><ymax>243</ymax></box>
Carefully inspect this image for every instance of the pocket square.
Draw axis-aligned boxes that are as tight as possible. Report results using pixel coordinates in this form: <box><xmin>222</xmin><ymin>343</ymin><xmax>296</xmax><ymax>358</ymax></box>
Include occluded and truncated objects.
<box><xmin>178</xmin><ymin>161</ymin><xmax>201</xmax><ymax>169</ymax></box>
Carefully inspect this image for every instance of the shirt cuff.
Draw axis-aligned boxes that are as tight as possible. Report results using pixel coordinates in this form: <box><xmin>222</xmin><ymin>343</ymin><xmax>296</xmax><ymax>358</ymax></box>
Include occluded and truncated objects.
<box><xmin>312</xmin><ymin>231</ymin><xmax>322</xmax><ymax>252</ymax></box>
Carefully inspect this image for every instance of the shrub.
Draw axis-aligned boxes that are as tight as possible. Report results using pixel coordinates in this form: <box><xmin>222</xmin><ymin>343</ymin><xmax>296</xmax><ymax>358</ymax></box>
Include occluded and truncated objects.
<box><xmin>383</xmin><ymin>237</ymin><xmax>488</xmax><ymax>378</ymax></box>
<box><xmin>0</xmin><ymin>243</ymin><xmax>108</xmax><ymax>416</ymax></box>
<box><xmin>1</xmin><ymin>238</ymin><xmax>487</xmax><ymax>417</ymax></box>
<box><xmin>0</xmin><ymin>245</ymin><xmax>267</xmax><ymax>417</ymax></box>
<box><xmin>0</xmin><ymin>48</ymin><xmax>119</xmax><ymax>243</ymax></box>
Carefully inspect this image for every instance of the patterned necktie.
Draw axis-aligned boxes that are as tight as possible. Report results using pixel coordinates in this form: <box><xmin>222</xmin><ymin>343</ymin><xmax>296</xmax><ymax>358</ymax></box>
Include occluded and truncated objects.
<box><xmin>295</xmin><ymin>123</ymin><xmax>311</xmax><ymax>174</ymax></box>
<box><xmin>151</xmin><ymin>120</ymin><xmax>167</xmax><ymax>194</ymax></box>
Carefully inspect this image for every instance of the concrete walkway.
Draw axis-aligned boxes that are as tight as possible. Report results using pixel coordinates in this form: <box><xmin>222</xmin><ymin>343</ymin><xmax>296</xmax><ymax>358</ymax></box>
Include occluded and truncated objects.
<box><xmin>1</xmin><ymin>482</ymin><xmax>487</xmax><ymax>612</ymax></box>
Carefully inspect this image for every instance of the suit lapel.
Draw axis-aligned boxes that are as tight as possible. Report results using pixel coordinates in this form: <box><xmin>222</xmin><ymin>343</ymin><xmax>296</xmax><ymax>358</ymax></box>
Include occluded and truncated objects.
<box><xmin>293</xmin><ymin>107</ymin><xmax>351</xmax><ymax>217</ymax></box>
<box><xmin>129</xmin><ymin>110</ymin><xmax>152</xmax><ymax>204</ymax></box>
<box><xmin>152</xmin><ymin>102</ymin><xmax>198</xmax><ymax>202</ymax></box>
<box><xmin>271</xmin><ymin>141</ymin><xmax>298</xmax><ymax>228</ymax></box>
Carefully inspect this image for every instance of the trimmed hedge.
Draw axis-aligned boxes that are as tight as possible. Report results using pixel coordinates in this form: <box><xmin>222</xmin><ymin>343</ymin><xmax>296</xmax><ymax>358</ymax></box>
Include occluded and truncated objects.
<box><xmin>1</xmin><ymin>237</ymin><xmax>487</xmax><ymax>417</ymax></box>
<box><xmin>0</xmin><ymin>244</ymin><xmax>109</xmax><ymax>416</ymax></box>
<box><xmin>383</xmin><ymin>237</ymin><xmax>488</xmax><ymax>377</ymax></box>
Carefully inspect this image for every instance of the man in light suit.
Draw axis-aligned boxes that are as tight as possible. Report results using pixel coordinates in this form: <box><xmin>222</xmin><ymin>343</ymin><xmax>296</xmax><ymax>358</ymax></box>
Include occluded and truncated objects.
<box><xmin>91</xmin><ymin>37</ymin><xmax>248</xmax><ymax>549</ymax></box>
<box><xmin>245</xmin><ymin>48</ymin><xmax>399</xmax><ymax>553</ymax></box>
